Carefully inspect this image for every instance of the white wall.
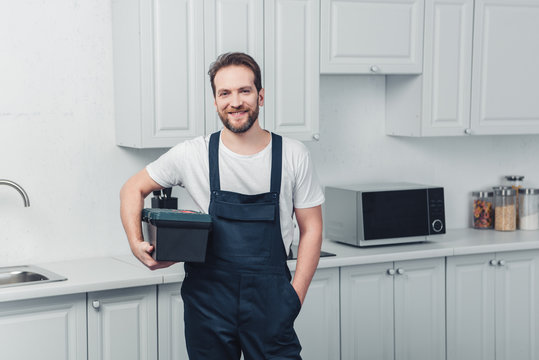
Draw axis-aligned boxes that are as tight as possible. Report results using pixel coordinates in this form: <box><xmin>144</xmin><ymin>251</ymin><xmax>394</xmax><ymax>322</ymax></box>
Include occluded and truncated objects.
<box><xmin>1</xmin><ymin>1</ymin><xmax>538</xmax><ymax>266</ymax></box>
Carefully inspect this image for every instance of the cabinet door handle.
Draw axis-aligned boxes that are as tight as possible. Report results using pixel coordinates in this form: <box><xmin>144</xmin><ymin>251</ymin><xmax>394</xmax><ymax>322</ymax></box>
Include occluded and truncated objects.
<box><xmin>312</xmin><ymin>133</ymin><xmax>320</xmax><ymax>141</ymax></box>
<box><xmin>370</xmin><ymin>65</ymin><xmax>380</xmax><ymax>73</ymax></box>
<box><xmin>489</xmin><ymin>259</ymin><xmax>498</xmax><ymax>266</ymax></box>
<box><xmin>387</xmin><ymin>268</ymin><xmax>396</xmax><ymax>276</ymax></box>
<box><xmin>498</xmin><ymin>260</ymin><xmax>506</xmax><ymax>267</ymax></box>
<box><xmin>464</xmin><ymin>128</ymin><xmax>472</xmax><ymax>135</ymax></box>
<box><xmin>92</xmin><ymin>300</ymin><xmax>101</xmax><ymax>310</ymax></box>
<box><xmin>396</xmin><ymin>268</ymin><xmax>405</xmax><ymax>275</ymax></box>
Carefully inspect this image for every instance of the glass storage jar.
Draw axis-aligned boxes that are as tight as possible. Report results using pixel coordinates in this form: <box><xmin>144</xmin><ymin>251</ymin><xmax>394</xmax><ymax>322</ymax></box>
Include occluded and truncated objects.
<box><xmin>505</xmin><ymin>175</ymin><xmax>525</xmax><ymax>228</ymax></box>
<box><xmin>494</xmin><ymin>188</ymin><xmax>516</xmax><ymax>231</ymax></box>
<box><xmin>519</xmin><ymin>188</ymin><xmax>539</xmax><ymax>230</ymax></box>
<box><xmin>472</xmin><ymin>191</ymin><xmax>494</xmax><ymax>229</ymax></box>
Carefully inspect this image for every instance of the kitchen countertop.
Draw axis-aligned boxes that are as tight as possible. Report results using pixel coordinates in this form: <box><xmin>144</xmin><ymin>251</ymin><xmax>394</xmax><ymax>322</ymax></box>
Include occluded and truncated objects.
<box><xmin>2</xmin><ymin>228</ymin><xmax>539</xmax><ymax>303</ymax></box>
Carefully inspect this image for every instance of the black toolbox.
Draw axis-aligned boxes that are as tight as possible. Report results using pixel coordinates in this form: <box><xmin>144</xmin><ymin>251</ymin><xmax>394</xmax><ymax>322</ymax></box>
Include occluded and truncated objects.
<box><xmin>142</xmin><ymin>208</ymin><xmax>211</xmax><ymax>262</ymax></box>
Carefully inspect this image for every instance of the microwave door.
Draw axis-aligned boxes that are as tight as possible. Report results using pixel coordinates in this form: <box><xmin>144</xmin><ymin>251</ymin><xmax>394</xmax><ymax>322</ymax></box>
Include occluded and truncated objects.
<box><xmin>361</xmin><ymin>189</ymin><xmax>429</xmax><ymax>241</ymax></box>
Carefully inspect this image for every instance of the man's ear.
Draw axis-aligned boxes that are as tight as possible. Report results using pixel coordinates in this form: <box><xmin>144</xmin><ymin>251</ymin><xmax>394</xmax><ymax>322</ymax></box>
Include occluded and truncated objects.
<box><xmin>258</xmin><ymin>88</ymin><xmax>265</xmax><ymax>107</ymax></box>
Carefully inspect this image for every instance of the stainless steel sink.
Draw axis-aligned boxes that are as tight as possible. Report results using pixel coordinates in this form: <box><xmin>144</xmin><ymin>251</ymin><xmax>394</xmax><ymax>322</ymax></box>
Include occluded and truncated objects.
<box><xmin>0</xmin><ymin>265</ymin><xmax>67</xmax><ymax>288</ymax></box>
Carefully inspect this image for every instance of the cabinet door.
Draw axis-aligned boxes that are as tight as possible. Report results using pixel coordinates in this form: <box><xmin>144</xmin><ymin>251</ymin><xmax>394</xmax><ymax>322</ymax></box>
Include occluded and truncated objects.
<box><xmin>446</xmin><ymin>253</ymin><xmax>495</xmax><ymax>360</ymax></box>
<box><xmin>142</xmin><ymin>0</ymin><xmax>205</xmax><ymax>147</ymax></box>
<box><xmin>341</xmin><ymin>262</ymin><xmax>394</xmax><ymax>360</ymax></box>
<box><xmin>471</xmin><ymin>0</ymin><xmax>539</xmax><ymax>135</ymax></box>
<box><xmin>394</xmin><ymin>257</ymin><xmax>445</xmax><ymax>360</ymax></box>
<box><xmin>204</xmin><ymin>0</ymin><xmax>264</xmax><ymax>134</ymax></box>
<box><xmin>88</xmin><ymin>286</ymin><xmax>157</xmax><ymax>360</ymax></box>
<box><xmin>265</xmin><ymin>0</ymin><xmax>320</xmax><ymax>141</ymax></box>
<box><xmin>421</xmin><ymin>0</ymin><xmax>474</xmax><ymax>136</ymax></box>
<box><xmin>495</xmin><ymin>250</ymin><xmax>539</xmax><ymax>360</ymax></box>
<box><xmin>294</xmin><ymin>267</ymin><xmax>340</xmax><ymax>360</ymax></box>
<box><xmin>113</xmin><ymin>0</ymin><xmax>205</xmax><ymax>148</ymax></box>
<box><xmin>321</xmin><ymin>0</ymin><xmax>424</xmax><ymax>74</ymax></box>
<box><xmin>0</xmin><ymin>294</ymin><xmax>87</xmax><ymax>360</ymax></box>
<box><xmin>158</xmin><ymin>283</ymin><xmax>188</xmax><ymax>360</ymax></box>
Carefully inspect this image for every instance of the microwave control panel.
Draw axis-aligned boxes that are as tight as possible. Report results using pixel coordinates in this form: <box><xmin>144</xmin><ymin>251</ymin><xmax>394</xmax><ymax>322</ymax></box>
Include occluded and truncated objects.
<box><xmin>428</xmin><ymin>187</ymin><xmax>445</xmax><ymax>234</ymax></box>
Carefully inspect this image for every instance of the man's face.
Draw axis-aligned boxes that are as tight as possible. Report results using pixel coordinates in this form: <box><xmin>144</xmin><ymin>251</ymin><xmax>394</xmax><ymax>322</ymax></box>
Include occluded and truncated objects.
<box><xmin>213</xmin><ymin>65</ymin><xmax>264</xmax><ymax>134</ymax></box>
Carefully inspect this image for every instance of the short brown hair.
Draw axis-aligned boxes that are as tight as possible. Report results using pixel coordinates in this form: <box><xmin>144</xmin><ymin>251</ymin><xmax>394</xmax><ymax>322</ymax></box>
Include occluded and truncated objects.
<box><xmin>208</xmin><ymin>52</ymin><xmax>262</xmax><ymax>97</ymax></box>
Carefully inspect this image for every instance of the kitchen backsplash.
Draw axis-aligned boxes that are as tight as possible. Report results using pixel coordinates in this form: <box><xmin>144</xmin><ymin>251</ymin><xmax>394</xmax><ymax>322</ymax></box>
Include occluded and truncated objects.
<box><xmin>1</xmin><ymin>1</ymin><xmax>538</xmax><ymax>266</ymax></box>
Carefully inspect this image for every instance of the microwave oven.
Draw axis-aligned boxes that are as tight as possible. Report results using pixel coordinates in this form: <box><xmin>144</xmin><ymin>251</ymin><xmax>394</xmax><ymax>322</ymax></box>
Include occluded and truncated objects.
<box><xmin>325</xmin><ymin>183</ymin><xmax>445</xmax><ymax>247</ymax></box>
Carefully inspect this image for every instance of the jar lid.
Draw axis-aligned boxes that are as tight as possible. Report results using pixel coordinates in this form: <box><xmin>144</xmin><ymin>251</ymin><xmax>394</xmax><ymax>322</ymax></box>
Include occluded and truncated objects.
<box><xmin>505</xmin><ymin>175</ymin><xmax>525</xmax><ymax>181</ymax></box>
<box><xmin>492</xmin><ymin>186</ymin><xmax>512</xmax><ymax>190</ymax></box>
<box><xmin>494</xmin><ymin>188</ymin><xmax>516</xmax><ymax>196</ymax></box>
<box><xmin>518</xmin><ymin>188</ymin><xmax>539</xmax><ymax>195</ymax></box>
<box><xmin>472</xmin><ymin>191</ymin><xmax>493</xmax><ymax>197</ymax></box>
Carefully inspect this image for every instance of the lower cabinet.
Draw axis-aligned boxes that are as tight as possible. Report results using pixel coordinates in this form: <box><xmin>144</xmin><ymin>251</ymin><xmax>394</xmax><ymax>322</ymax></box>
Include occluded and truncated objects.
<box><xmin>294</xmin><ymin>267</ymin><xmax>340</xmax><ymax>360</ymax></box>
<box><xmin>341</xmin><ymin>258</ymin><xmax>446</xmax><ymax>360</ymax></box>
<box><xmin>157</xmin><ymin>283</ymin><xmax>188</xmax><ymax>360</ymax></box>
<box><xmin>156</xmin><ymin>269</ymin><xmax>341</xmax><ymax>360</ymax></box>
<box><xmin>5</xmin><ymin>251</ymin><xmax>538</xmax><ymax>360</ymax></box>
<box><xmin>0</xmin><ymin>293</ymin><xmax>87</xmax><ymax>360</ymax></box>
<box><xmin>447</xmin><ymin>250</ymin><xmax>539</xmax><ymax>360</ymax></box>
<box><xmin>87</xmin><ymin>285</ymin><xmax>158</xmax><ymax>360</ymax></box>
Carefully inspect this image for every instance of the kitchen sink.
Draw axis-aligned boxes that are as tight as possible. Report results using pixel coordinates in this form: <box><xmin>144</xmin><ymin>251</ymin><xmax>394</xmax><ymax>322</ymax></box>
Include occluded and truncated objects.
<box><xmin>0</xmin><ymin>265</ymin><xmax>67</xmax><ymax>288</ymax></box>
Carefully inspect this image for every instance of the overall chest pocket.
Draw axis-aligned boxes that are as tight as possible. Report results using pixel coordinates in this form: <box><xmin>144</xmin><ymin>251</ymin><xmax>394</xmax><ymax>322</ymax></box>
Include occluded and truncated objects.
<box><xmin>211</xmin><ymin>200</ymin><xmax>277</xmax><ymax>262</ymax></box>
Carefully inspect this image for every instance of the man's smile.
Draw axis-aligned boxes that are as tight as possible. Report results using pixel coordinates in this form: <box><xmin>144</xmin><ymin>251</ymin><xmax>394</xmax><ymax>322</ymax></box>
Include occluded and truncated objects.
<box><xmin>228</xmin><ymin>110</ymin><xmax>248</xmax><ymax>118</ymax></box>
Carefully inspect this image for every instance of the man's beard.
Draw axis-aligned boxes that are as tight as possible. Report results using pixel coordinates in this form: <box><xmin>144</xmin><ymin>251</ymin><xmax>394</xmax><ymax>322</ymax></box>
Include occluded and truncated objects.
<box><xmin>218</xmin><ymin>105</ymin><xmax>259</xmax><ymax>134</ymax></box>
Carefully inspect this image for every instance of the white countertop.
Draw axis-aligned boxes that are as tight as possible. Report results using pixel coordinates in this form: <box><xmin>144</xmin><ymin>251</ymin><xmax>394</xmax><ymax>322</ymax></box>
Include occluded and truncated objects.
<box><xmin>310</xmin><ymin>228</ymin><xmax>539</xmax><ymax>269</ymax></box>
<box><xmin>2</xmin><ymin>228</ymin><xmax>539</xmax><ymax>302</ymax></box>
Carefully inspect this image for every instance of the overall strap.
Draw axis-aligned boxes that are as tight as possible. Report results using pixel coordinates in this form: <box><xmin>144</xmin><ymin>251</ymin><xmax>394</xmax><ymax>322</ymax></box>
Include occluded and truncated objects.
<box><xmin>209</xmin><ymin>131</ymin><xmax>221</xmax><ymax>191</ymax></box>
<box><xmin>270</xmin><ymin>133</ymin><xmax>282</xmax><ymax>194</ymax></box>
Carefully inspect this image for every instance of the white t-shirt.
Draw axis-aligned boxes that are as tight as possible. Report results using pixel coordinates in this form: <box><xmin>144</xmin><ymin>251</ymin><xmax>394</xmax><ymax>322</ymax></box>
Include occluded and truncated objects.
<box><xmin>146</xmin><ymin>133</ymin><xmax>325</xmax><ymax>254</ymax></box>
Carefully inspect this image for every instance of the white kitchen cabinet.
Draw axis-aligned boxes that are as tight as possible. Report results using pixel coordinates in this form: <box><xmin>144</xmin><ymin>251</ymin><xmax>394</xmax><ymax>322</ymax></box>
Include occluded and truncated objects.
<box><xmin>341</xmin><ymin>258</ymin><xmax>445</xmax><ymax>360</ymax></box>
<box><xmin>0</xmin><ymin>293</ymin><xmax>87</xmax><ymax>360</ymax></box>
<box><xmin>204</xmin><ymin>0</ymin><xmax>265</xmax><ymax>134</ymax></box>
<box><xmin>87</xmin><ymin>285</ymin><xmax>158</xmax><ymax>360</ymax></box>
<box><xmin>320</xmin><ymin>0</ymin><xmax>425</xmax><ymax>74</ymax></box>
<box><xmin>265</xmin><ymin>0</ymin><xmax>320</xmax><ymax>141</ymax></box>
<box><xmin>447</xmin><ymin>250</ymin><xmax>539</xmax><ymax>360</ymax></box>
<box><xmin>157</xmin><ymin>283</ymin><xmax>188</xmax><ymax>360</ymax></box>
<box><xmin>157</xmin><ymin>269</ymin><xmax>339</xmax><ymax>360</ymax></box>
<box><xmin>112</xmin><ymin>0</ymin><xmax>205</xmax><ymax>148</ymax></box>
<box><xmin>113</xmin><ymin>0</ymin><xmax>320</xmax><ymax>148</ymax></box>
<box><xmin>294</xmin><ymin>267</ymin><xmax>340</xmax><ymax>360</ymax></box>
<box><xmin>387</xmin><ymin>0</ymin><xmax>539</xmax><ymax>136</ymax></box>
<box><xmin>386</xmin><ymin>0</ymin><xmax>474</xmax><ymax>136</ymax></box>
<box><xmin>470</xmin><ymin>0</ymin><xmax>539</xmax><ymax>135</ymax></box>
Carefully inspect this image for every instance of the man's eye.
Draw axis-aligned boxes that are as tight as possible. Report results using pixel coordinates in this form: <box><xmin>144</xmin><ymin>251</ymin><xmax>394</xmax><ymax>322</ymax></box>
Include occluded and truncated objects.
<box><xmin>241</xmin><ymin>89</ymin><xmax>250</xmax><ymax>94</ymax></box>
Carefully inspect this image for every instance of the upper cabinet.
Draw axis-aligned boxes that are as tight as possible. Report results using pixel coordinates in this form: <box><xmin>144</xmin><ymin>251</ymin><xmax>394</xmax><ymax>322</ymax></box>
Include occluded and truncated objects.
<box><xmin>112</xmin><ymin>0</ymin><xmax>205</xmax><ymax>148</ymax></box>
<box><xmin>387</xmin><ymin>0</ymin><xmax>539</xmax><ymax>136</ymax></box>
<box><xmin>265</xmin><ymin>0</ymin><xmax>320</xmax><ymax>141</ymax></box>
<box><xmin>113</xmin><ymin>0</ymin><xmax>320</xmax><ymax>148</ymax></box>
<box><xmin>386</xmin><ymin>0</ymin><xmax>474</xmax><ymax>136</ymax></box>
<box><xmin>320</xmin><ymin>0</ymin><xmax>425</xmax><ymax>74</ymax></box>
<box><xmin>203</xmin><ymin>0</ymin><xmax>265</xmax><ymax>134</ymax></box>
<box><xmin>470</xmin><ymin>0</ymin><xmax>539</xmax><ymax>135</ymax></box>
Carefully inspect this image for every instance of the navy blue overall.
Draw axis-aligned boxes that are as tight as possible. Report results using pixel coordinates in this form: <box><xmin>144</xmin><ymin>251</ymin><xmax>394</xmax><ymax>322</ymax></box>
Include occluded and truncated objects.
<box><xmin>181</xmin><ymin>131</ymin><xmax>302</xmax><ymax>360</ymax></box>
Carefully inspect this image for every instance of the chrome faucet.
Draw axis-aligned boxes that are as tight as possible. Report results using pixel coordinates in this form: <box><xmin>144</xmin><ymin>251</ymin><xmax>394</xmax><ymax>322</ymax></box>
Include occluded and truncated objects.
<box><xmin>0</xmin><ymin>179</ymin><xmax>30</xmax><ymax>207</ymax></box>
